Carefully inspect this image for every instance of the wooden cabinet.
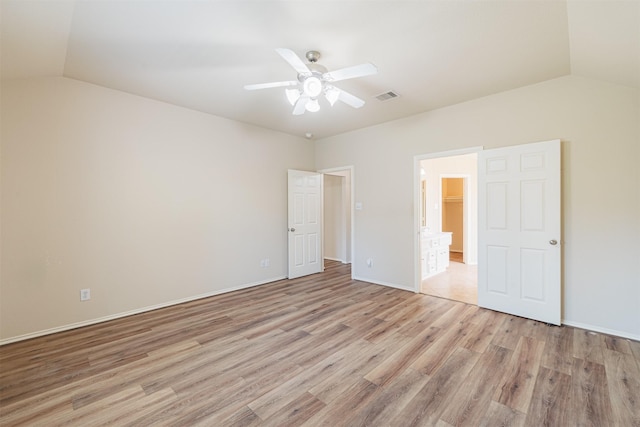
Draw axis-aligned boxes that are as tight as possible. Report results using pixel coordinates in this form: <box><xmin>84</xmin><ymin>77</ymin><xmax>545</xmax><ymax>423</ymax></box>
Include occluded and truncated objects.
<box><xmin>421</xmin><ymin>232</ymin><xmax>452</xmax><ymax>279</ymax></box>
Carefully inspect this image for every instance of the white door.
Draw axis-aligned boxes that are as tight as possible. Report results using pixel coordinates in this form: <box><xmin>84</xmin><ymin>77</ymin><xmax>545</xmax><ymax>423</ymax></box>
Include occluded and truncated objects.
<box><xmin>478</xmin><ymin>140</ymin><xmax>561</xmax><ymax>325</ymax></box>
<box><xmin>288</xmin><ymin>170</ymin><xmax>323</xmax><ymax>279</ymax></box>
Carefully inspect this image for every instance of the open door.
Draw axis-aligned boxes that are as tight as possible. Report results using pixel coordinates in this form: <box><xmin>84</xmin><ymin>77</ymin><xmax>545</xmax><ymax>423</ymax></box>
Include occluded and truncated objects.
<box><xmin>288</xmin><ymin>170</ymin><xmax>323</xmax><ymax>279</ymax></box>
<box><xmin>478</xmin><ymin>140</ymin><xmax>561</xmax><ymax>325</ymax></box>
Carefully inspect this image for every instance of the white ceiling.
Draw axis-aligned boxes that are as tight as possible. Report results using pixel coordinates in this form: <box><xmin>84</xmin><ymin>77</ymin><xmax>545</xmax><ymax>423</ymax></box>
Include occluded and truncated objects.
<box><xmin>2</xmin><ymin>1</ymin><xmax>638</xmax><ymax>139</ymax></box>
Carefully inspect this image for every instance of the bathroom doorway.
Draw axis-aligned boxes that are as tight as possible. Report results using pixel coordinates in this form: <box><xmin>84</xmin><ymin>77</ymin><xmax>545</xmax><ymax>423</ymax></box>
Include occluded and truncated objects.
<box><xmin>416</xmin><ymin>150</ymin><xmax>479</xmax><ymax>305</ymax></box>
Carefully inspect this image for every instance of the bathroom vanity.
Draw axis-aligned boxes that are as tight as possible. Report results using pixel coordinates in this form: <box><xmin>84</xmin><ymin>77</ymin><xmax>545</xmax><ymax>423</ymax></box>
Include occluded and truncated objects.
<box><xmin>421</xmin><ymin>232</ymin><xmax>452</xmax><ymax>279</ymax></box>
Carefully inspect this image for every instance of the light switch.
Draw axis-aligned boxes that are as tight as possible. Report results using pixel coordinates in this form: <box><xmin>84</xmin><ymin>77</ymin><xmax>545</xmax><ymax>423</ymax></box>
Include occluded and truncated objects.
<box><xmin>355</xmin><ymin>202</ymin><xmax>363</xmax><ymax>210</ymax></box>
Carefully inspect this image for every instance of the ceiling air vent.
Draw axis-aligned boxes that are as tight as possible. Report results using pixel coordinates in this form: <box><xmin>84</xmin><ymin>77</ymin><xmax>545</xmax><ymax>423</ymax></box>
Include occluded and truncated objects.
<box><xmin>375</xmin><ymin>91</ymin><xmax>399</xmax><ymax>101</ymax></box>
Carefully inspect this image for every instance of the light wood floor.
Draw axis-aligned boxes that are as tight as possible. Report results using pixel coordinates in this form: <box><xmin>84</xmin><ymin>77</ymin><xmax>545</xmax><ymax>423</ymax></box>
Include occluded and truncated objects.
<box><xmin>2</xmin><ymin>260</ymin><xmax>639</xmax><ymax>426</ymax></box>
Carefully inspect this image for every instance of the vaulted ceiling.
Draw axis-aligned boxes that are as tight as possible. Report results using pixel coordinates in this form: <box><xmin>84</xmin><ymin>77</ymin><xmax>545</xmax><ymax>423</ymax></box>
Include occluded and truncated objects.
<box><xmin>2</xmin><ymin>1</ymin><xmax>638</xmax><ymax>139</ymax></box>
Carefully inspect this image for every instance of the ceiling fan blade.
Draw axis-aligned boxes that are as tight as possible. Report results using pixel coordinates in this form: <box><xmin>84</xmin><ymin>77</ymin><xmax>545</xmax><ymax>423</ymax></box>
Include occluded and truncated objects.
<box><xmin>276</xmin><ymin>48</ymin><xmax>311</xmax><ymax>75</ymax></box>
<box><xmin>244</xmin><ymin>81</ymin><xmax>298</xmax><ymax>90</ymax></box>
<box><xmin>323</xmin><ymin>63</ymin><xmax>378</xmax><ymax>82</ymax></box>
<box><xmin>337</xmin><ymin>89</ymin><xmax>366</xmax><ymax>109</ymax></box>
<box><xmin>292</xmin><ymin>95</ymin><xmax>309</xmax><ymax>115</ymax></box>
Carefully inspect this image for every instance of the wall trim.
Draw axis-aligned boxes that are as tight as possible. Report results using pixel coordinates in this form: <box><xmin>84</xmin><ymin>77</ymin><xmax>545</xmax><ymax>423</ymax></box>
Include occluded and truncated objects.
<box><xmin>352</xmin><ymin>276</ymin><xmax>414</xmax><ymax>292</ymax></box>
<box><xmin>5</xmin><ymin>275</ymin><xmax>636</xmax><ymax>345</ymax></box>
<box><xmin>562</xmin><ymin>319</ymin><xmax>639</xmax><ymax>342</ymax></box>
<box><xmin>324</xmin><ymin>256</ymin><xmax>347</xmax><ymax>264</ymax></box>
<box><xmin>0</xmin><ymin>275</ymin><xmax>287</xmax><ymax>346</ymax></box>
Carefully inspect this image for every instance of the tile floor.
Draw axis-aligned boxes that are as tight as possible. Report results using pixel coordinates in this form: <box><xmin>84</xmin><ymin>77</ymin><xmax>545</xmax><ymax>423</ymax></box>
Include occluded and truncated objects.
<box><xmin>421</xmin><ymin>254</ymin><xmax>477</xmax><ymax>305</ymax></box>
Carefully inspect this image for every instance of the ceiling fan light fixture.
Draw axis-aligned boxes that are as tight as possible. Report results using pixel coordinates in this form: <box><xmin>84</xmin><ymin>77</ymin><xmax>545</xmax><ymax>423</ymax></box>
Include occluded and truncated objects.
<box><xmin>305</xmin><ymin>98</ymin><xmax>320</xmax><ymax>112</ymax></box>
<box><xmin>303</xmin><ymin>76</ymin><xmax>323</xmax><ymax>98</ymax></box>
<box><xmin>325</xmin><ymin>87</ymin><xmax>340</xmax><ymax>106</ymax></box>
<box><xmin>285</xmin><ymin>88</ymin><xmax>301</xmax><ymax>106</ymax></box>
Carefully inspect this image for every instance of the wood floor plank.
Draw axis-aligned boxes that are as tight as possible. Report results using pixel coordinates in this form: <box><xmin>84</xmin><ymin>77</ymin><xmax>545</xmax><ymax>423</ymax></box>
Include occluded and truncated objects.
<box><xmin>524</xmin><ymin>366</ymin><xmax>573</xmax><ymax>426</ymax></box>
<box><xmin>491</xmin><ymin>315</ymin><xmax>538</xmax><ymax>351</ymax></box>
<box><xmin>257</xmin><ymin>392</ymin><xmax>325</xmax><ymax>426</ymax></box>
<box><xmin>478</xmin><ymin>401</ymin><xmax>527</xmax><ymax>427</ymax></box>
<box><xmin>540</xmin><ymin>325</ymin><xmax>574</xmax><ymax>375</ymax></box>
<box><xmin>428</xmin><ymin>302</ymin><xmax>469</xmax><ymax>329</ymax></box>
<box><xmin>300</xmin><ymin>379</ymin><xmax>379</xmax><ymax>427</ymax></box>
<box><xmin>439</xmin><ymin>344</ymin><xmax>513</xmax><ymax>426</ymax></box>
<box><xmin>363</xmin><ymin>325</ymin><xmax>441</xmax><ymax>386</ymax></box>
<box><xmin>493</xmin><ymin>336</ymin><xmax>545</xmax><ymax>413</ymax></box>
<box><xmin>247</xmin><ymin>337</ymin><xmax>367</xmax><ymax>420</ymax></box>
<box><xmin>569</xmin><ymin>358</ymin><xmax>614</xmax><ymax>426</ymax></box>
<box><xmin>1</xmin><ymin>260</ymin><xmax>637</xmax><ymax>426</ymax></box>
<box><xmin>1</xmin><ymin>336</ymin><xmax>203</xmax><ymax>423</ymax></box>
<box><xmin>49</xmin><ymin>386</ymin><xmax>147</xmax><ymax>425</ymax></box>
<box><xmin>629</xmin><ymin>338</ymin><xmax>640</xmax><ymax>363</ymax></box>
<box><xmin>301</xmin><ymin>300</ymin><xmax>375</xmax><ymax>335</ymax></box>
<box><xmin>573</xmin><ymin>329</ymin><xmax>605</xmax><ymax>364</ymax></box>
<box><xmin>603</xmin><ymin>335</ymin><xmax>634</xmax><ymax>355</ymax></box>
<box><xmin>347</xmin><ymin>367</ymin><xmax>431</xmax><ymax>426</ymax></box>
<box><xmin>602</xmin><ymin>348</ymin><xmax>640</xmax><ymax>427</ymax></box>
<box><xmin>363</xmin><ymin>296</ymin><xmax>429</xmax><ymax>342</ymax></box>
<box><xmin>0</xmin><ymin>392</ymin><xmax>73</xmax><ymax>426</ymax></box>
<box><xmin>175</xmin><ymin>358</ymin><xmax>302</xmax><ymax>425</ymax></box>
<box><xmin>461</xmin><ymin>308</ymin><xmax>503</xmax><ymax>353</ymax></box>
<box><xmin>394</xmin><ymin>297</ymin><xmax>453</xmax><ymax>338</ymax></box>
<box><xmin>410</xmin><ymin>320</ymin><xmax>473</xmax><ymax>375</ymax></box>
<box><xmin>308</xmin><ymin>338</ymin><xmax>400</xmax><ymax>404</ymax></box>
<box><xmin>139</xmin><ymin>331</ymin><xmax>273</xmax><ymax>395</ymax></box>
<box><xmin>284</xmin><ymin>323</ymin><xmax>370</xmax><ymax>369</ymax></box>
<box><xmin>214</xmin><ymin>406</ymin><xmax>262</xmax><ymax>427</ymax></box>
<box><xmin>389</xmin><ymin>346</ymin><xmax>480</xmax><ymax>426</ymax></box>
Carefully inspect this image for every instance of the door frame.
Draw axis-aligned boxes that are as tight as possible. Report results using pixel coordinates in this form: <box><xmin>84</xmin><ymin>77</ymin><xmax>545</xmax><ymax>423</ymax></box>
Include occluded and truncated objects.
<box><xmin>413</xmin><ymin>147</ymin><xmax>482</xmax><ymax>292</ymax></box>
<box><xmin>318</xmin><ymin>165</ymin><xmax>355</xmax><ymax>279</ymax></box>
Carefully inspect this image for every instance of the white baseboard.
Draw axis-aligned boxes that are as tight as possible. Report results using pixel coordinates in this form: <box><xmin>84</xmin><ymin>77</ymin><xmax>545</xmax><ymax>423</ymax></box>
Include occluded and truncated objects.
<box><xmin>6</xmin><ymin>276</ymin><xmax>636</xmax><ymax>346</ymax></box>
<box><xmin>0</xmin><ymin>275</ymin><xmax>287</xmax><ymax>346</ymax></box>
<box><xmin>324</xmin><ymin>256</ymin><xmax>347</xmax><ymax>264</ymax></box>
<box><xmin>352</xmin><ymin>276</ymin><xmax>414</xmax><ymax>292</ymax></box>
<box><xmin>355</xmin><ymin>279</ymin><xmax>639</xmax><ymax>341</ymax></box>
<box><xmin>561</xmin><ymin>320</ymin><xmax>639</xmax><ymax>342</ymax></box>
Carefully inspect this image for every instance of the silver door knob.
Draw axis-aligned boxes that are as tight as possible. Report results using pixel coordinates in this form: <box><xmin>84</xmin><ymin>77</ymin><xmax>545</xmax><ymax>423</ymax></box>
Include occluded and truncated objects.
<box><xmin>549</xmin><ymin>239</ymin><xmax>558</xmax><ymax>245</ymax></box>
<box><xmin>289</xmin><ymin>228</ymin><xmax>295</xmax><ymax>232</ymax></box>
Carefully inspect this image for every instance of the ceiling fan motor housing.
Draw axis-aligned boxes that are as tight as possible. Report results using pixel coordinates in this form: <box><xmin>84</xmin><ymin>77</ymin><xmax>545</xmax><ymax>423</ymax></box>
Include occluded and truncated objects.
<box><xmin>303</xmin><ymin>76</ymin><xmax>323</xmax><ymax>98</ymax></box>
<box><xmin>299</xmin><ymin>53</ymin><xmax>328</xmax><ymax>100</ymax></box>
<box><xmin>305</xmin><ymin>50</ymin><xmax>321</xmax><ymax>63</ymax></box>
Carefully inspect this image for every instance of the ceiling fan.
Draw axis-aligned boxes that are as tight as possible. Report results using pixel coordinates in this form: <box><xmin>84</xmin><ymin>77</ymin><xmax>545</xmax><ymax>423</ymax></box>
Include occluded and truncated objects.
<box><xmin>244</xmin><ymin>48</ymin><xmax>378</xmax><ymax>115</ymax></box>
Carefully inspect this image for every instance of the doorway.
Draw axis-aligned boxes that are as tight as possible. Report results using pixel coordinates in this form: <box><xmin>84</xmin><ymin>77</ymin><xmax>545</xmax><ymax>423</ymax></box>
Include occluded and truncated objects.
<box><xmin>320</xmin><ymin>167</ymin><xmax>354</xmax><ymax>275</ymax></box>
<box><xmin>415</xmin><ymin>149</ymin><xmax>479</xmax><ymax>304</ymax></box>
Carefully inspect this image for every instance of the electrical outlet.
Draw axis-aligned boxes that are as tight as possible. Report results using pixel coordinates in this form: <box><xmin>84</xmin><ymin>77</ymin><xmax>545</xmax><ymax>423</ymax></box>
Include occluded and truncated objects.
<box><xmin>264</xmin><ymin>258</ymin><xmax>270</xmax><ymax>267</ymax></box>
<box><xmin>80</xmin><ymin>288</ymin><xmax>91</xmax><ymax>301</ymax></box>
<box><xmin>366</xmin><ymin>258</ymin><xmax>373</xmax><ymax>268</ymax></box>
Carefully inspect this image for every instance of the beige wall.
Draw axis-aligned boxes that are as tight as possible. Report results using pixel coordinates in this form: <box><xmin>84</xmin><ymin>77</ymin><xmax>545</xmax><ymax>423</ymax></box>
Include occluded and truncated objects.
<box><xmin>1</xmin><ymin>76</ymin><xmax>314</xmax><ymax>341</ymax></box>
<box><xmin>315</xmin><ymin>75</ymin><xmax>640</xmax><ymax>339</ymax></box>
<box><xmin>2</xmin><ymin>74</ymin><xmax>639</xmax><ymax>342</ymax></box>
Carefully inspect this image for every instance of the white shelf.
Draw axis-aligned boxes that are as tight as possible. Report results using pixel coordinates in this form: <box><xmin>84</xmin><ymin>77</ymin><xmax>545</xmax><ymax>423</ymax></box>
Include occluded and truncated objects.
<box><xmin>443</xmin><ymin>196</ymin><xmax>463</xmax><ymax>203</ymax></box>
